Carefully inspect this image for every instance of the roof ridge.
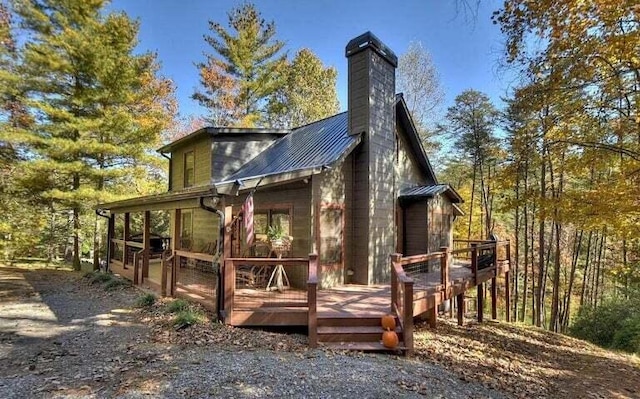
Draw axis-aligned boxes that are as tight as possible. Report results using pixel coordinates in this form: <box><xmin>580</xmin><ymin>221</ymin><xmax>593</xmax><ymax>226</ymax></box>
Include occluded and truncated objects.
<box><xmin>291</xmin><ymin>111</ymin><xmax>347</xmax><ymax>131</ymax></box>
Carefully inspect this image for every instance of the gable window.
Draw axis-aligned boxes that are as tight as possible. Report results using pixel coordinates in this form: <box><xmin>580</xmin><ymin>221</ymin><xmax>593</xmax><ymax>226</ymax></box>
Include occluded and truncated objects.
<box><xmin>184</xmin><ymin>151</ymin><xmax>195</xmax><ymax>188</ymax></box>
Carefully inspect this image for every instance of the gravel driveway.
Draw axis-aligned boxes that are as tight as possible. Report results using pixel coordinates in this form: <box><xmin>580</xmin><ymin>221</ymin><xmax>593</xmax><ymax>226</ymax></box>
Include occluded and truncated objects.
<box><xmin>0</xmin><ymin>267</ymin><xmax>504</xmax><ymax>398</ymax></box>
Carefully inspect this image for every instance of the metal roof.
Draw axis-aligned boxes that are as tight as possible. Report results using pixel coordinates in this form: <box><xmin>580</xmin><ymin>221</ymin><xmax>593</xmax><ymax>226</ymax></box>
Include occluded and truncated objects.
<box><xmin>399</xmin><ymin>184</ymin><xmax>463</xmax><ymax>203</ymax></box>
<box><xmin>220</xmin><ymin>112</ymin><xmax>358</xmax><ymax>183</ymax></box>
<box><xmin>157</xmin><ymin>126</ymin><xmax>290</xmax><ymax>153</ymax></box>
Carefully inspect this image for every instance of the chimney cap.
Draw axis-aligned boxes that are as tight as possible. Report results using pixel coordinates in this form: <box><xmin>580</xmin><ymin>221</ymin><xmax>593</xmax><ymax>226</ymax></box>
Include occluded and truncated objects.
<box><xmin>345</xmin><ymin>31</ymin><xmax>398</xmax><ymax>67</ymax></box>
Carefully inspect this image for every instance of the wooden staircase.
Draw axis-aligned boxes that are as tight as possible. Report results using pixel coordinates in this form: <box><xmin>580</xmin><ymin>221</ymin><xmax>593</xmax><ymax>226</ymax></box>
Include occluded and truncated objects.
<box><xmin>316</xmin><ymin>313</ymin><xmax>408</xmax><ymax>353</ymax></box>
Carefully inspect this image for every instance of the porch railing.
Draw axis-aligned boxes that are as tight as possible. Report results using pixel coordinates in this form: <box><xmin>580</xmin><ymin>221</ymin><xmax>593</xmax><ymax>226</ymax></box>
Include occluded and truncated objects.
<box><xmin>223</xmin><ymin>256</ymin><xmax>313</xmax><ymax>323</ymax></box>
<box><xmin>173</xmin><ymin>249</ymin><xmax>219</xmax><ymax>305</ymax></box>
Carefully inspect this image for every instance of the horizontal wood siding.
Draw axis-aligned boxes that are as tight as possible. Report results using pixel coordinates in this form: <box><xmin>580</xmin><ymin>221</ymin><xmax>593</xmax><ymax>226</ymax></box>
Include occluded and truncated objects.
<box><xmin>211</xmin><ymin>135</ymin><xmax>281</xmax><ymax>182</ymax></box>
<box><xmin>170</xmin><ymin>207</ymin><xmax>220</xmax><ymax>253</ymax></box>
<box><xmin>311</xmin><ymin>157</ymin><xmax>351</xmax><ymax>288</ymax></box>
<box><xmin>171</xmin><ymin>137</ymin><xmax>211</xmax><ymax>191</ymax></box>
<box><xmin>427</xmin><ymin>196</ymin><xmax>454</xmax><ymax>253</ymax></box>
<box><xmin>395</xmin><ymin>124</ymin><xmax>428</xmax><ymax>191</ymax></box>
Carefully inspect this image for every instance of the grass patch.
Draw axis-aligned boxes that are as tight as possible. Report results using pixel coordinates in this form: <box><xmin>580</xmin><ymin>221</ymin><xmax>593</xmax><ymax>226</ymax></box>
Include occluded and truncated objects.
<box><xmin>104</xmin><ymin>277</ymin><xmax>130</xmax><ymax>291</ymax></box>
<box><xmin>166</xmin><ymin>299</ymin><xmax>189</xmax><ymax>314</ymax></box>
<box><xmin>136</xmin><ymin>293</ymin><xmax>156</xmax><ymax>307</ymax></box>
<box><xmin>173</xmin><ymin>308</ymin><xmax>203</xmax><ymax>329</ymax></box>
<box><xmin>88</xmin><ymin>271</ymin><xmax>113</xmax><ymax>285</ymax></box>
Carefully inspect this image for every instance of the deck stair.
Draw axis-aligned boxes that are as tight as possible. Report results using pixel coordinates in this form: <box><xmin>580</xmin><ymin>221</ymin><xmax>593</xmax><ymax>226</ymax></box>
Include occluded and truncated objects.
<box><xmin>316</xmin><ymin>312</ymin><xmax>407</xmax><ymax>353</ymax></box>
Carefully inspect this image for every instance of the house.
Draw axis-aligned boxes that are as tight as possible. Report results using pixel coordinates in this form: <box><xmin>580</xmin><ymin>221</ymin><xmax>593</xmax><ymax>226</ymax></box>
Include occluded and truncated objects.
<box><xmin>97</xmin><ymin>32</ymin><xmax>511</xmax><ymax>354</ymax></box>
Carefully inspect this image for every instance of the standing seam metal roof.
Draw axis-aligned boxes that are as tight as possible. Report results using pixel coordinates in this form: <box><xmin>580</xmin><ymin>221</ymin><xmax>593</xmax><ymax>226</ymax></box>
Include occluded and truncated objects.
<box><xmin>221</xmin><ymin>112</ymin><xmax>355</xmax><ymax>182</ymax></box>
<box><xmin>399</xmin><ymin>184</ymin><xmax>463</xmax><ymax>203</ymax></box>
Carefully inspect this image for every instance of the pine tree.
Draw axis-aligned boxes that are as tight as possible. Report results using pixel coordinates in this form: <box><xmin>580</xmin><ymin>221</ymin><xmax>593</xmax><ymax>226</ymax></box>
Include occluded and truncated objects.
<box><xmin>267</xmin><ymin>48</ymin><xmax>339</xmax><ymax>127</ymax></box>
<box><xmin>12</xmin><ymin>0</ymin><xmax>176</xmax><ymax>269</ymax></box>
<box><xmin>193</xmin><ymin>2</ymin><xmax>286</xmax><ymax>127</ymax></box>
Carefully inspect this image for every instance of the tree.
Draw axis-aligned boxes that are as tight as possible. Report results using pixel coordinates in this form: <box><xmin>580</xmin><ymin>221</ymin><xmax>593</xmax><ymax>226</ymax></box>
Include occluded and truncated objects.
<box><xmin>444</xmin><ymin>90</ymin><xmax>499</xmax><ymax>239</ymax></box>
<box><xmin>193</xmin><ymin>2</ymin><xmax>286</xmax><ymax>127</ymax></box>
<box><xmin>11</xmin><ymin>0</ymin><xmax>176</xmax><ymax>269</ymax></box>
<box><xmin>397</xmin><ymin>41</ymin><xmax>445</xmax><ymax>153</ymax></box>
<box><xmin>266</xmin><ymin>48</ymin><xmax>339</xmax><ymax>127</ymax></box>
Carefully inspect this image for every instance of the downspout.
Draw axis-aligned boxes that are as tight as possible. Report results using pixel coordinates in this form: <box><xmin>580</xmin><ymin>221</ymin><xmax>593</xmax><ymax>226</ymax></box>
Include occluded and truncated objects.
<box><xmin>160</xmin><ymin>152</ymin><xmax>172</xmax><ymax>191</ymax></box>
<box><xmin>199</xmin><ymin>196</ymin><xmax>225</xmax><ymax>320</ymax></box>
<box><xmin>96</xmin><ymin>209</ymin><xmax>111</xmax><ymax>272</ymax></box>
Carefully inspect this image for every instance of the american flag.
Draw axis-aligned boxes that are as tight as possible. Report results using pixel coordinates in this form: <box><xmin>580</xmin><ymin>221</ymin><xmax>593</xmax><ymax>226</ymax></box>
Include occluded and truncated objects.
<box><xmin>242</xmin><ymin>193</ymin><xmax>254</xmax><ymax>246</ymax></box>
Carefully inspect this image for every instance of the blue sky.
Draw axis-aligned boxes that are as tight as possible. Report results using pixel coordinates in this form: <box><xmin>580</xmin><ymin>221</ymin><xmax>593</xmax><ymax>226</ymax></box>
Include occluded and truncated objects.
<box><xmin>109</xmin><ymin>0</ymin><xmax>516</xmax><ymax>120</ymax></box>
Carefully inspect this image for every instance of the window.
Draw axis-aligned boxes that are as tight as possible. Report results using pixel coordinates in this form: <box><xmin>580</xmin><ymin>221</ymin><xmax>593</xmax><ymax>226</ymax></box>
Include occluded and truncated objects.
<box><xmin>241</xmin><ymin>206</ymin><xmax>291</xmax><ymax>256</ymax></box>
<box><xmin>184</xmin><ymin>151</ymin><xmax>195</xmax><ymax>188</ymax></box>
<box><xmin>180</xmin><ymin>211</ymin><xmax>193</xmax><ymax>250</ymax></box>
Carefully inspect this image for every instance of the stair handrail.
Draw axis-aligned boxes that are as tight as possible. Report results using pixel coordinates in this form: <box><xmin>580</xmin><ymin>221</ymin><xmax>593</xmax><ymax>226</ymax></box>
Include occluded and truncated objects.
<box><xmin>390</xmin><ymin>253</ymin><xmax>414</xmax><ymax>356</ymax></box>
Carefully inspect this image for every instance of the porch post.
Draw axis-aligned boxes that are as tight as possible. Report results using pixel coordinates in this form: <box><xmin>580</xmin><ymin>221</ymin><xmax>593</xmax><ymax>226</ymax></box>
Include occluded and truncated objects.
<box><xmin>171</xmin><ymin>209</ymin><xmax>181</xmax><ymax>297</ymax></box>
<box><xmin>491</xmin><ymin>277</ymin><xmax>498</xmax><ymax>320</ymax></box>
<box><xmin>123</xmin><ymin>212</ymin><xmax>130</xmax><ymax>269</ymax></box>
<box><xmin>107</xmin><ymin>213</ymin><xmax>115</xmax><ymax>272</ymax></box>
<box><xmin>477</xmin><ymin>283</ymin><xmax>484</xmax><ymax>323</ymax></box>
<box><xmin>456</xmin><ymin>293</ymin><xmax>464</xmax><ymax>326</ymax></box>
<box><xmin>143</xmin><ymin>210</ymin><xmax>150</xmax><ymax>280</ymax></box>
<box><xmin>222</xmin><ymin>205</ymin><xmax>233</xmax><ymax>322</ymax></box>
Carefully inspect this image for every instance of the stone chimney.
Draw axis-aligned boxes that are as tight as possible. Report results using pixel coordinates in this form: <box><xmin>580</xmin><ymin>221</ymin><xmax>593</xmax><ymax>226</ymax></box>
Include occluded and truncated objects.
<box><xmin>346</xmin><ymin>32</ymin><xmax>397</xmax><ymax>284</ymax></box>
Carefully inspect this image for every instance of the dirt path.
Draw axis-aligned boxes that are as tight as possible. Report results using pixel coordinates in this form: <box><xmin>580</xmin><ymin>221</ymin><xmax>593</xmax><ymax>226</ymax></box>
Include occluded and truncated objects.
<box><xmin>0</xmin><ymin>267</ymin><xmax>502</xmax><ymax>398</ymax></box>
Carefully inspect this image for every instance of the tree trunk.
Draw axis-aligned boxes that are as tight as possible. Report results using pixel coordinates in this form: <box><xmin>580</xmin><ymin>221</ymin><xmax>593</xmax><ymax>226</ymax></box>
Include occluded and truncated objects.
<box><xmin>580</xmin><ymin>231</ymin><xmax>593</xmax><ymax>307</ymax></box>
<box><xmin>72</xmin><ymin>173</ymin><xmax>81</xmax><ymax>271</ymax></box>
<box><xmin>536</xmin><ymin>157</ymin><xmax>545</xmax><ymax>328</ymax></box>
<box><xmin>562</xmin><ymin>229</ymin><xmax>582</xmax><ymax>332</ymax></box>
<box><xmin>467</xmin><ymin>162</ymin><xmax>477</xmax><ymax>240</ymax></box>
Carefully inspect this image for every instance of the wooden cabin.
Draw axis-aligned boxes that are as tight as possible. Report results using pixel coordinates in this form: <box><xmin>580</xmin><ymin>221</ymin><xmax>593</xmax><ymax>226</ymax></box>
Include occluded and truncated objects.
<box><xmin>97</xmin><ymin>32</ymin><xmax>510</xmax><ymax>354</ymax></box>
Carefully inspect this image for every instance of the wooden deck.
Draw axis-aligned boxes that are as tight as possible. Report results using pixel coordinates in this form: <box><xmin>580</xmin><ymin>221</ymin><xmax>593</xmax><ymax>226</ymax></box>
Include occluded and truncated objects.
<box><xmin>108</xmin><ymin>240</ymin><xmax>511</xmax><ymax>355</ymax></box>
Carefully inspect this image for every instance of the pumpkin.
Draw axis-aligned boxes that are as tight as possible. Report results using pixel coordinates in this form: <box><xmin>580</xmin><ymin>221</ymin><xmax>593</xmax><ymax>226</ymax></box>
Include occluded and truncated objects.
<box><xmin>382</xmin><ymin>330</ymin><xmax>399</xmax><ymax>349</ymax></box>
<box><xmin>381</xmin><ymin>314</ymin><xmax>396</xmax><ymax>331</ymax></box>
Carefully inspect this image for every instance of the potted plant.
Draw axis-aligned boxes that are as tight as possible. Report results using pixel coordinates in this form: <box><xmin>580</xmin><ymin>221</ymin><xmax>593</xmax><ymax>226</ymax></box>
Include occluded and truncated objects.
<box><xmin>267</xmin><ymin>224</ymin><xmax>291</xmax><ymax>256</ymax></box>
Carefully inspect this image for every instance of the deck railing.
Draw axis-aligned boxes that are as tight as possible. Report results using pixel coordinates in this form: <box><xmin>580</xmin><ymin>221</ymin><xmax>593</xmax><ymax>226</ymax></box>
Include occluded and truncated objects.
<box><xmin>174</xmin><ymin>249</ymin><xmax>219</xmax><ymax>306</ymax></box>
<box><xmin>391</xmin><ymin>254</ymin><xmax>414</xmax><ymax>355</ymax></box>
<box><xmin>223</xmin><ymin>256</ymin><xmax>313</xmax><ymax>323</ymax></box>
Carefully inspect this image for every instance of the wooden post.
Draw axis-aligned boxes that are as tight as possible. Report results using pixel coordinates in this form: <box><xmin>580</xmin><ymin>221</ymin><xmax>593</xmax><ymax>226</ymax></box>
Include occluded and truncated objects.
<box><xmin>133</xmin><ymin>251</ymin><xmax>139</xmax><ymax>285</ymax></box>
<box><xmin>427</xmin><ymin>302</ymin><xmax>437</xmax><ymax>328</ymax></box>
<box><xmin>171</xmin><ymin>209</ymin><xmax>181</xmax><ymax>296</ymax></box>
<box><xmin>142</xmin><ymin>210</ymin><xmax>150</xmax><ymax>280</ymax></box>
<box><xmin>491</xmin><ymin>277</ymin><xmax>498</xmax><ymax>320</ymax></box>
<box><xmin>404</xmin><ymin>279</ymin><xmax>414</xmax><ymax>356</ymax></box>
<box><xmin>107</xmin><ymin>213</ymin><xmax>115</xmax><ymax>272</ymax></box>
<box><xmin>308</xmin><ymin>253</ymin><xmax>318</xmax><ymax>348</ymax></box>
<box><xmin>224</xmin><ymin>205</ymin><xmax>232</xmax><ymax>259</ymax></box>
<box><xmin>505</xmin><ymin>240</ymin><xmax>511</xmax><ymax>322</ymax></box>
<box><xmin>440</xmin><ymin>246</ymin><xmax>449</xmax><ymax>294</ymax></box>
<box><xmin>477</xmin><ymin>283</ymin><xmax>484</xmax><ymax>323</ymax></box>
<box><xmin>123</xmin><ymin>212</ymin><xmax>130</xmax><ymax>269</ymax></box>
<box><xmin>471</xmin><ymin>243</ymin><xmax>478</xmax><ymax>285</ymax></box>
<box><xmin>390</xmin><ymin>253</ymin><xmax>402</xmax><ymax>306</ymax></box>
<box><xmin>160</xmin><ymin>251</ymin><xmax>167</xmax><ymax>297</ymax></box>
<box><xmin>223</xmin><ymin>259</ymin><xmax>235</xmax><ymax>324</ymax></box>
<box><xmin>456</xmin><ymin>293</ymin><xmax>464</xmax><ymax>326</ymax></box>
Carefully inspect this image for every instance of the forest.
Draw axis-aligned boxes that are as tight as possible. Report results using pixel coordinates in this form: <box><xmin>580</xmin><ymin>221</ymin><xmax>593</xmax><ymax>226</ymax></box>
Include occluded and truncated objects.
<box><xmin>0</xmin><ymin>0</ymin><xmax>638</xmax><ymax>352</ymax></box>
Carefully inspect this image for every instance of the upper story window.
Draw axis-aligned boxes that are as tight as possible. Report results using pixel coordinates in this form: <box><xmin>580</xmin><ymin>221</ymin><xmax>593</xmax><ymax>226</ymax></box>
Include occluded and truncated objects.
<box><xmin>184</xmin><ymin>151</ymin><xmax>195</xmax><ymax>188</ymax></box>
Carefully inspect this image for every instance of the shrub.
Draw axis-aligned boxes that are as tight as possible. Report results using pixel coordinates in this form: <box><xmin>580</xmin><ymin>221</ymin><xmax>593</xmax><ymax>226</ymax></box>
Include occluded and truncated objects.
<box><xmin>136</xmin><ymin>293</ymin><xmax>157</xmax><ymax>307</ymax></box>
<box><xmin>173</xmin><ymin>309</ymin><xmax>203</xmax><ymax>329</ymax></box>
<box><xmin>104</xmin><ymin>278</ymin><xmax>129</xmax><ymax>291</ymax></box>
<box><xmin>570</xmin><ymin>297</ymin><xmax>640</xmax><ymax>353</ymax></box>
<box><xmin>166</xmin><ymin>299</ymin><xmax>189</xmax><ymax>313</ymax></box>
<box><xmin>612</xmin><ymin>317</ymin><xmax>640</xmax><ymax>353</ymax></box>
